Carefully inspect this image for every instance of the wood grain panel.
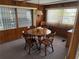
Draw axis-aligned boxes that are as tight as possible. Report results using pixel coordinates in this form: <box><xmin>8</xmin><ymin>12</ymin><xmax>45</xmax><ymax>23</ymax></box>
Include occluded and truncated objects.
<box><xmin>66</xmin><ymin>2</ymin><xmax>79</xmax><ymax>59</ymax></box>
<box><xmin>45</xmin><ymin>1</ymin><xmax>78</xmax><ymax>8</ymax></box>
<box><xmin>53</xmin><ymin>26</ymin><xmax>68</xmax><ymax>38</ymax></box>
<box><xmin>0</xmin><ymin>27</ymin><xmax>28</xmax><ymax>43</ymax></box>
<box><xmin>0</xmin><ymin>0</ymin><xmax>14</xmax><ymax>5</ymax></box>
<box><xmin>0</xmin><ymin>0</ymin><xmax>44</xmax><ymax>8</ymax></box>
<box><xmin>66</xmin><ymin>32</ymin><xmax>72</xmax><ymax>48</ymax></box>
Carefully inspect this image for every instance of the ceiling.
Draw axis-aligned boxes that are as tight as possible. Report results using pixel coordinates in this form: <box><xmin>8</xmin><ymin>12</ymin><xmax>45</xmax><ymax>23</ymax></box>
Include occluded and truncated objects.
<box><xmin>25</xmin><ymin>0</ymin><xmax>77</xmax><ymax>5</ymax></box>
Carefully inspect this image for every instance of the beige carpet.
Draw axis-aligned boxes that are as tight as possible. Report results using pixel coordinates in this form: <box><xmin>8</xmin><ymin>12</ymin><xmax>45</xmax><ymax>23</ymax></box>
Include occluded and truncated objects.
<box><xmin>0</xmin><ymin>36</ymin><xmax>67</xmax><ymax>59</ymax></box>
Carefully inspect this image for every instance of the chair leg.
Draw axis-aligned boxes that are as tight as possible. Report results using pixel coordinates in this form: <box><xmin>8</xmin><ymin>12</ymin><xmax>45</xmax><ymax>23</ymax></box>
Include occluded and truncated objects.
<box><xmin>45</xmin><ymin>46</ymin><xmax>47</xmax><ymax>56</ymax></box>
<box><xmin>38</xmin><ymin>40</ymin><xmax>41</xmax><ymax>51</ymax></box>
<box><xmin>51</xmin><ymin>46</ymin><xmax>54</xmax><ymax>52</ymax></box>
<box><xmin>35</xmin><ymin>42</ymin><xmax>38</xmax><ymax>49</ymax></box>
<box><xmin>24</xmin><ymin>43</ymin><xmax>27</xmax><ymax>50</ymax></box>
<box><xmin>24</xmin><ymin>40</ymin><xmax>27</xmax><ymax>50</ymax></box>
<box><xmin>39</xmin><ymin>43</ymin><xmax>41</xmax><ymax>53</ymax></box>
<box><xmin>28</xmin><ymin>46</ymin><xmax>31</xmax><ymax>54</ymax></box>
<box><xmin>51</xmin><ymin>43</ymin><xmax>54</xmax><ymax>52</ymax></box>
<box><xmin>28</xmin><ymin>44</ymin><xmax>32</xmax><ymax>55</ymax></box>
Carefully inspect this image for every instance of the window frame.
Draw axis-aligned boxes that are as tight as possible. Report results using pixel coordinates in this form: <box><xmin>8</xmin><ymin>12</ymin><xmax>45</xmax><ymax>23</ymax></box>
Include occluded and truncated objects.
<box><xmin>17</xmin><ymin>8</ymin><xmax>33</xmax><ymax>28</ymax></box>
<box><xmin>0</xmin><ymin>5</ymin><xmax>34</xmax><ymax>31</ymax></box>
<box><xmin>46</xmin><ymin>7</ymin><xmax>77</xmax><ymax>27</ymax></box>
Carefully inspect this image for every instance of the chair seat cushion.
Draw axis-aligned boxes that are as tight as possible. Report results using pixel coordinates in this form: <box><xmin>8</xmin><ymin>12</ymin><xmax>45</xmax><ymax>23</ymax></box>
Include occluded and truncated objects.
<box><xmin>41</xmin><ymin>39</ymin><xmax>50</xmax><ymax>46</ymax></box>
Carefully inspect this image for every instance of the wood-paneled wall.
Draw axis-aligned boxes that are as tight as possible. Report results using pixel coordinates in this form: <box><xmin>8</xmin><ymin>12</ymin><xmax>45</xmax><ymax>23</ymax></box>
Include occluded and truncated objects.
<box><xmin>53</xmin><ymin>26</ymin><xmax>69</xmax><ymax>38</ymax></box>
<box><xmin>0</xmin><ymin>0</ymin><xmax>40</xmax><ymax>8</ymax></box>
<box><xmin>0</xmin><ymin>0</ymin><xmax>44</xmax><ymax>43</ymax></box>
<box><xmin>0</xmin><ymin>27</ymin><xmax>28</xmax><ymax>43</ymax></box>
<box><xmin>45</xmin><ymin>1</ymin><xmax>77</xmax><ymax>8</ymax></box>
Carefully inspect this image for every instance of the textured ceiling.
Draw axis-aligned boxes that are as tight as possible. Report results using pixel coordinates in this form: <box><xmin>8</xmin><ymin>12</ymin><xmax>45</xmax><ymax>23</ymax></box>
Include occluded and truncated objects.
<box><xmin>15</xmin><ymin>0</ymin><xmax>77</xmax><ymax>5</ymax></box>
<box><xmin>26</xmin><ymin>0</ymin><xmax>77</xmax><ymax>5</ymax></box>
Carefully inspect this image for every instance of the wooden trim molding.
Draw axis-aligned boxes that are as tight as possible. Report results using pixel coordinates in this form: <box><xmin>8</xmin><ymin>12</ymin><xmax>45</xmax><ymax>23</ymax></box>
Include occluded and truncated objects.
<box><xmin>45</xmin><ymin>1</ymin><xmax>78</xmax><ymax>8</ymax></box>
<box><xmin>42</xmin><ymin>2</ymin><xmax>78</xmax><ymax>26</ymax></box>
<box><xmin>0</xmin><ymin>0</ymin><xmax>44</xmax><ymax>9</ymax></box>
<box><xmin>15</xmin><ymin>8</ymin><xmax>18</xmax><ymax>28</ymax></box>
<box><xmin>31</xmin><ymin>10</ymin><xmax>34</xmax><ymax>26</ymax></box>
<box><xmin>66</xmin><ymin>1</ymin><xmax>79</xmax><ymax>59</ymax></box>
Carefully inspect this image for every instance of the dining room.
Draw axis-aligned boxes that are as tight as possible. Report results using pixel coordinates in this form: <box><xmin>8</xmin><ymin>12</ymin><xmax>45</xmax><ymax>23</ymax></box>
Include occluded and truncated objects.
<box><xmin>0</xmin><ymin>0</ymin><xmax>79</xmax><ymax>59</ymax></box>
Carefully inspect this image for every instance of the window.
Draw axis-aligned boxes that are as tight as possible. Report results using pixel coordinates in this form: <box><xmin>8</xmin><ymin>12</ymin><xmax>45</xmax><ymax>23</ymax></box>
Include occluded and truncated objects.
<box><xmin>47</xmin><ymin>8</ymin><xmax>77</xmax><ymax>26</ymax></box>
<box><xmin>0</xmin><ymin>7</ymin><xmax>16</xmax><ymax>30</ymax></box>
<box><xmin>0</xmin><ymin>6</ymin><xmax>33</xmax><ymax>31</ymax></box>
<box><xmin>47</xmin><ymin>9</ymin><xmax>62</xmax><ymax>25</ymax></box>
<box><xmin>17</xmin><ymin>8</ymin><xmax>32</xmax><ymax>27</ymax></box>
<box><xmin>0</xmin><ymin>8</ymin><xmax>4</xmax><ymax>30</ymax></box>
<box><xmin>62</xmin><ymin>9</ymin><xmax>77</xmax><ymax>25</ymax></box>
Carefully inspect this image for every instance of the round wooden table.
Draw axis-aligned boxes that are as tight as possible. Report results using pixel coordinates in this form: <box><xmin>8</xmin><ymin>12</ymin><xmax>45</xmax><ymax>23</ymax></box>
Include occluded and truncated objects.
<box><xmin>27</xmin><ymin>27</ymin><xmax>51</xmax><ymax>50</ymax></box>
<box><xmin>27</xmin><ymin>27</ymin><xmax>51</xmax><ymax>36</ymax></box>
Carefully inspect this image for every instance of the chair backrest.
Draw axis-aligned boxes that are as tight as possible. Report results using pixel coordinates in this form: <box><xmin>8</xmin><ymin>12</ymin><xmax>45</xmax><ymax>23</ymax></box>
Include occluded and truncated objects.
<box><xmin>22</xmin><ymin>33</ymin><xmax>30</xmax><ymax>39</ymax></box>
<box><xmin>30</xmin><ymin>26</ymin><xmax>35</xmax><ymax>29</ymax></box>
<box><xmin>46</xmin><ymin>25</ymin><xmax>56</xmax><ymax>33</ymax></box>
<box><xmin>47</xmin><ymin>32</ymin><xmax>56</xmax><ymax>43</ymax></box>
<box><xmin>22</xmin><ymin>33</ymin><xmax>33</xmax><ymax>45</ymax></box>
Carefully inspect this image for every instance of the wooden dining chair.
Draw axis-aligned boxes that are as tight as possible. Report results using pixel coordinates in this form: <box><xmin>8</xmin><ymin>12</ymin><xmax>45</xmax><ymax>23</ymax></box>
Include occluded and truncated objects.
<box><xmin>22</xmin><ymin>33</ymin><xmax>37</xmax><ymax>54</ymax></box>
<box><xmin>39</xmin><ymin>32</ymin><xmax>56</xmax><ymax>56</ymax></box>
<box><xmin>30</xmin><ymin>26</ymin><xmax>36</xmax><ymax>29</ymax></box>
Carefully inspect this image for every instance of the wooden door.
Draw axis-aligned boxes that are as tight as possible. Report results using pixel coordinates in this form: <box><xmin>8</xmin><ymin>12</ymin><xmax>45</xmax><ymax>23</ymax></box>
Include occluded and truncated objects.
<box><xmin>66</xmin><ymin>2</ymin><xmax>79</xmax><ymax>59</ymax></box>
